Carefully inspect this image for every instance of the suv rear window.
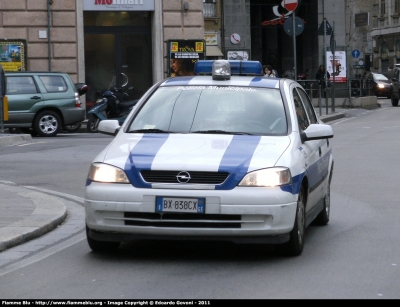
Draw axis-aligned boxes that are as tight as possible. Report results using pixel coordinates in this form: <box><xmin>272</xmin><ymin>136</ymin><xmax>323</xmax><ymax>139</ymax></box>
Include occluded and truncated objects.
<box><xmin>6</xmin><ymin>76</ymin><xmax>38</xmax><ymax>95</ymax></box>
<box><xmin>39</xmin><ymin>75</ymin><xmax>68</xmax><ymax>93</ymax></box>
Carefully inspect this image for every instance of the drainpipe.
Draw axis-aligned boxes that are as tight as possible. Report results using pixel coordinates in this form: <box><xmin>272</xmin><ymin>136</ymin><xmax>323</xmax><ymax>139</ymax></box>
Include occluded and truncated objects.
<box><xmin>47</xmin><ymin>0</ymin><xmax>53</xmax><ymax>71</ymax></box>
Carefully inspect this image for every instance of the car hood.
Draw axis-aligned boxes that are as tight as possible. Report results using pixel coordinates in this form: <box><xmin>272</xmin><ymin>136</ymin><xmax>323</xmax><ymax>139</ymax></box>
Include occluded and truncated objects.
<box><xmin>375</xmin><ymin>79</ymin><xmax>391</xmax><ymax>85</ymax></box>
<box><xmin>100</xmin><ymin>133</ymin><xmax>291</xmax><ymax>188</ymax></box>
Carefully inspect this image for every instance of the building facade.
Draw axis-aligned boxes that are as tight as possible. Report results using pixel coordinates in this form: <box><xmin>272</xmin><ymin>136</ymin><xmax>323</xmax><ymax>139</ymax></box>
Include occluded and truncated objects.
<box><xmin>1</xmin><ymin>0</ymin><xmax>395</xmax><ymax>112</ymax></box>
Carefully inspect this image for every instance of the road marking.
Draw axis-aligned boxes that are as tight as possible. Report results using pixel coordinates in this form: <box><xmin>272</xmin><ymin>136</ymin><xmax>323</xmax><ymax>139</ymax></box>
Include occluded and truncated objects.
<box><xmin>0</xmin><ymin>232</ymin><xmax>86</xmax><ymax>277</ymax></box>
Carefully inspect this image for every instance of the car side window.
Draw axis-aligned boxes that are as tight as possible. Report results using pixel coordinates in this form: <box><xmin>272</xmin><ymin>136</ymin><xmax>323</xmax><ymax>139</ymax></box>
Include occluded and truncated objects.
<box><xmin>292</xmin><ymin>88</ymin><xmax>309</xmax><ymax>131</ymax></box>
<box><xmin>297</xmin><ymin>88</ymin><xmax>318</xmax><ymax>124</ymax></box>
<box><xmin>39</xmin><ymin>75</ymin><xmax>68</xmax><ymax>93</ymax></box>
<box><xmin>6</xmin><ymin>76</ymin><xmax>38</xmax><ymax>95</ymax></box>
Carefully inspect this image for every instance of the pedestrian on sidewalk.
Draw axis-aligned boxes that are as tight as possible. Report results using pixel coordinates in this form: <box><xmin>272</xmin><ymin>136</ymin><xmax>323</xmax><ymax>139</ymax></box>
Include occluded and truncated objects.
<box><xmin>264</xmin><ymin>65</ymin><xmax>277</xmax><ymax>78</ymax></box>
<box><xmin>315</xmin><ymin>65</ymin><xmax>331</xmax><ymax>98</ymax></box>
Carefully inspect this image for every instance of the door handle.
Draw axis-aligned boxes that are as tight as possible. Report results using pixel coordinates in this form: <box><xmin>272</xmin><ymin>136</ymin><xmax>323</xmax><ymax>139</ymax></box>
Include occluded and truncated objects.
<box><xmin>30</xmin><ymin>96</ymin><xmax>41</xmax><ymax>100</ymax></box>
<box><xmin>318</xmin><ymin>147</ymin><xmax>322</xmax><ymax>157</ymax></box>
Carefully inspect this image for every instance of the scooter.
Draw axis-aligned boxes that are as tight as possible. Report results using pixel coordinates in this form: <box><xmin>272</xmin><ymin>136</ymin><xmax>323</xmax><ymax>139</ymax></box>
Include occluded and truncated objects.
<box><xmin>86</xmin><ymin>74</ymin><xmax>138</xmax><ymax>133</ymax></box>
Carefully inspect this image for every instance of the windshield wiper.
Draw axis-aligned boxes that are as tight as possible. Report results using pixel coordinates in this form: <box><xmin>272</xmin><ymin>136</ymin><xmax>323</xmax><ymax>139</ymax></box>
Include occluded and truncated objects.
<box><xmin>128</xmin><ymin>129</ymin><xmax>169</xmax><ymax>133</ymax></box>
<box><xmin>192</xmin><ymin>130</ymin><xmax>253</xmax><ymax>135</ymax></box>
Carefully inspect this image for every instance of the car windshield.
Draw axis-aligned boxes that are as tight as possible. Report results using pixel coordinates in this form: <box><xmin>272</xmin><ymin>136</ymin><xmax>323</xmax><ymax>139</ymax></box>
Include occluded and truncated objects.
<box><xmin>127</xmin><ymin>86</ymin><xmax>287</xmax><ymax>135</ymax></box>
<box><xmin>373</xmin><ymin>74</ymin><xmax>388</xmax><ymax>81</ymax></box>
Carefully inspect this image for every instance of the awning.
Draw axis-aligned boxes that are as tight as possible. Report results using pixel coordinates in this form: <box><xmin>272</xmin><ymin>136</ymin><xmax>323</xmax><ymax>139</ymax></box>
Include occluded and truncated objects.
<box><xmin>206</xmin><ymin>45</ymin><xmax>224</xmax><ymax>57</ymax></box>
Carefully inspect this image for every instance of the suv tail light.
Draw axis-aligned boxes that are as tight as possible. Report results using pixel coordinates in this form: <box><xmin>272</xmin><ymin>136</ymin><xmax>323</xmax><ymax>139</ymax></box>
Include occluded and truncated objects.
<box><xmin>75</xmin><ymin>93</ymin><xmax>81</xmax><ymax>107</ymax></box>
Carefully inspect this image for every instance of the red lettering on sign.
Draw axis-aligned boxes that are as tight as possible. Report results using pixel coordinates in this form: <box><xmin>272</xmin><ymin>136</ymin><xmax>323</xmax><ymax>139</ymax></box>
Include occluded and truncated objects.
<box><xmin>95</xmin><ymin>0</ymin><xmax>112</xmax><ymax>5</ymax></box>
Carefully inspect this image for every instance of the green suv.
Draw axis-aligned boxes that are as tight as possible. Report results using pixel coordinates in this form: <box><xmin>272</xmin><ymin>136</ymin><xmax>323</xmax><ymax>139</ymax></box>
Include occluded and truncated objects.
<box><xmin>4</xmin><ymin>71</ymin><xmax>87</xmax><ymax>136</ymax></box>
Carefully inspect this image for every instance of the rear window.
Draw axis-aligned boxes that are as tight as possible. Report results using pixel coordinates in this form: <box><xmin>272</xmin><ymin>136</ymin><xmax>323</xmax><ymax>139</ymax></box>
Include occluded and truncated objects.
<box><xmin>128</xmin><ymin>86</ymin><xmax>287</xmax><ymax>135</ymax></box>
<box><xmin>39</xmin><ymin>75</ymin><xmax>68</xmax><ymax>93</ymax></box>
<box><xmin>6</xmin><ymin>76</ymin><xmax>38</xmax><ymax>95</ymax></box>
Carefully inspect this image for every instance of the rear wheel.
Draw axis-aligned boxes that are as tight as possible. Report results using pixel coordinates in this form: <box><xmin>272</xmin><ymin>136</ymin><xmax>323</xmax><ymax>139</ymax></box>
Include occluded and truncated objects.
<box><xmin>391</xmin><ymin>94</ymin><xmax>399</xmax><ymax>106</ymax></box>
<box><xmin>86</xmin><ymin>226</ymin><xmax>120</xmax><ymax>252</ymax></box>
<box><xmin>313</xmin><ymin>181</ymin><xmax>330</xmax><ymax>226</ymax></box>
<box><xmin>87</xmin><ymin>116</ymin><xmax>100</xmax><ymax>133</ymax></box>
<box><xmin>33</xmin><ymin>111</ymin><xmax>61</xmax><ymax>137</ymax></box>
<box><xmin>277</xmin><ymin>185</ymin><xmax>306</xmax><ymax>256</ymax></box>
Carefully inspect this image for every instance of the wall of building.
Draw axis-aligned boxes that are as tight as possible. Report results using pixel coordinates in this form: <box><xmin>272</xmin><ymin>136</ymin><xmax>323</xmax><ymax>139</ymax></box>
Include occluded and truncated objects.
<box><xmin>162</xmin><ymin>0</ymin><xmax>205</xmax><ymax>78</ymax></box>
<box><xmin>223</xmin><ymin>0</ymin><xmax>251</xmax><ymax>56</ymax></box>
<box><xmin>0</xmin><ymin>0</ymin><xmax>81</xmax><ymax>82</ymax></box>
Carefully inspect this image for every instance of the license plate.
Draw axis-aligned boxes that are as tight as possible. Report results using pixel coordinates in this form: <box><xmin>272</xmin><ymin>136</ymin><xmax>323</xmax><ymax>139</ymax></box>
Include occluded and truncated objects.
<box><xmin>156</xmin><ymin>197</ymin><xmax>205</xmax><ymax>213</ymax></box>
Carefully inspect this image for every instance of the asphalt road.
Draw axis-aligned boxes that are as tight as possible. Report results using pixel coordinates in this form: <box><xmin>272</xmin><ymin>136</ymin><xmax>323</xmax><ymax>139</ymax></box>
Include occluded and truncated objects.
<box><xmin>0</xmin><ymin>99</ymin><xmax>399</xmax><ymax>299</ymax></box>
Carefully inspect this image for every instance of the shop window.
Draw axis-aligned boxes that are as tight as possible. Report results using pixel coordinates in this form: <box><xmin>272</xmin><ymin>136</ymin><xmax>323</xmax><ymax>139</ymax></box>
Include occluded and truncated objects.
<box><xmin>204</xmin><ymin>0</ymin><xmax>217</xmax><ymax>18</ymax></box>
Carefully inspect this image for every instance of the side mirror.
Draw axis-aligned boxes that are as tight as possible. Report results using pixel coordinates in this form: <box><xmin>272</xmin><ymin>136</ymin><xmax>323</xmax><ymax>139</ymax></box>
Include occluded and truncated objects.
<box><xmin>98</xmin><ymin>120</ymin><xmax>120</xmax><ymax>136</ymax></box>
<box><xmin>75</xmin><ymin>83</ymin><xmax>88</xmax><ymax>96</ymax></box>
<box><xmin>300</xmin><ymin>123</ymin><xmax>333</xmax><ymax>143</ymax></box>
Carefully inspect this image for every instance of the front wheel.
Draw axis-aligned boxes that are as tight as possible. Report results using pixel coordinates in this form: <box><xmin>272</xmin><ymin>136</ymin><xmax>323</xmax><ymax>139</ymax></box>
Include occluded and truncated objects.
<box><xmin>86</xmin><ymin>226</ymin><xmax>120</xmax><ymax>253</ymax></box>
<box><xmin>277</xmin><ymin>185</ymin><xmax>306</xmax><ymax>256</ymax></box>
<box><xmin>62</xmin><ymin>122</ymin><xmax>82</xmax><ymax>133</ymax></box>
<box><xmin>87</xmin><ymin>116</ymin><xmax>100</xmax><ymax>133</ymax></box>
<box><xmin>33</xmin><ymin>111</ymin><xmax>61</xmax><ymax>137</ymax></box>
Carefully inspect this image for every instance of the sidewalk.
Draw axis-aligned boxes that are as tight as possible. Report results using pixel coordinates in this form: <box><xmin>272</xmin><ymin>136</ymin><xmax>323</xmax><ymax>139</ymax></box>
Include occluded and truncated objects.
<box><xmin>0</xmin><ymin>103</ymin><xmax>379</xmax><ymax>253</ymax></box>
<box><xmin>0</xmin><ymin>182</ymin><xmax>68</xmax><ymax>252</ymax></box>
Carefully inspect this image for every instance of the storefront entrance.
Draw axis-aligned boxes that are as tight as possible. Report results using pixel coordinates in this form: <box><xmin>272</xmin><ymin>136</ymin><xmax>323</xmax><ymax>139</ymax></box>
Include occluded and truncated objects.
<box><xmin>83</xmin><ymin>11</ymin><xmax>152</xmax><ymax>110</ymax></box>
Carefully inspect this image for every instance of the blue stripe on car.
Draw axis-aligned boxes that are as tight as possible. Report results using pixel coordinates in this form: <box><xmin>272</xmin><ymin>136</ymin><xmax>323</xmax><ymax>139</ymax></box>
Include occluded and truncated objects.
<box><xmin>124</xmin><ymin>134</ymin><xmax>170</xmax><ymax>188</ymax></box>
<box><xmin>216</xmin><ymin>135</ymin><xmax>262</xmax><ymax>190</ymax></box>
<box><xmin>281</xmin><ymin>172</ymin><xmax>305</xmax><ymax>195</ymax></box>
<box><xmin>249</xmin><ymin>77</ymin><xmax>279</xmax><ymax>88</ymax></box>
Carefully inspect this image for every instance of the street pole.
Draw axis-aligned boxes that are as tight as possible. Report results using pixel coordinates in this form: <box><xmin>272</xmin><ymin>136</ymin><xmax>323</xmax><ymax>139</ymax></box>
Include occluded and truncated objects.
<box><xmin>293</xmin><ymin>10</ymin><xmax>297</xmax><ymax>81</ymax></box>
<box><xmin>332</xmin><ymin>21</ymin><xmax>335</xmax><ymax>113</ymax></box>
<box><xmin>323</xmin><ymin>18</ymin><xmax>328</xmax><ymax>115</ymax></box>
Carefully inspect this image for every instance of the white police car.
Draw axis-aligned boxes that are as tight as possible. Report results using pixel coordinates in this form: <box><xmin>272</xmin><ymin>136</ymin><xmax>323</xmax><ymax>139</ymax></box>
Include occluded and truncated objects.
<box><xmin>84</xmin><ymin>60</ymin><xmax>334</xmax><ymax>256</ymax></box>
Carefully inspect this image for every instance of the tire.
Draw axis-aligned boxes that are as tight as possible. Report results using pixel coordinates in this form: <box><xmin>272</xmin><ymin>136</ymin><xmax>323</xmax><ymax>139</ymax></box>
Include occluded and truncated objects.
<box><xmin>277</xmin><ymin>185</ymin><xmax>306</xmax><ymax>256</ymax></box>
<box><xmin>62</xmin><ymin>122</ymin><xmax>82</xmax><ymax>133</ymax></box>
<box><xmin>391</xmin><ymin>95</ymin><xmax>399</xmax><ymax>106</ymax></box>
<box><xmin>87</xmin><ymin>116</ymin><xmax>100</xmax><ymax>133</ymax></box>
<box><xmin>313</xmin><ymin>181</ymin><xmax>330</xmax><ymax>226</ymax></box>
<box><xmin>33</xmin><ymin>111</ymin><xmax>61</xmax><ymax>137</ymax></box>
<box><xmin>86</xmin><ymin>226</ymin><xmax>120</xmax><ymax>253</ymax></box>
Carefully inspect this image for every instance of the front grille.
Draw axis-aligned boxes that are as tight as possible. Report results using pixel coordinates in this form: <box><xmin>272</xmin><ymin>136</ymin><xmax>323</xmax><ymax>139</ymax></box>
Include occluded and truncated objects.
<box><xmin>124</xmin><ymin>212</ymin><xmax>241</xmax><ymax>228</ymax></box>
<box><xmin>140</xmin><ymin>170</ymin><xmax>229</xmax><ymax>184</ymax></box>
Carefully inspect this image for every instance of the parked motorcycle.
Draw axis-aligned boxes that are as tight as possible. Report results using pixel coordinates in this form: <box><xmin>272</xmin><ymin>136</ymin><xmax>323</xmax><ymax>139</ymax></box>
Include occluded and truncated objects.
<box><xmin>87</xmin><ymin>73</ymin><xmax>138</xmax><ymax>133</ymax></box>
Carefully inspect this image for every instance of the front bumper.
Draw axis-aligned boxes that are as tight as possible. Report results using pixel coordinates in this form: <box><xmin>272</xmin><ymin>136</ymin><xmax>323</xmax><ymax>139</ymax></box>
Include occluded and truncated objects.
<box><xmin>84</xmin><ymin>182</ymin><xmax>298</xmax><ymax>243</ymax></box>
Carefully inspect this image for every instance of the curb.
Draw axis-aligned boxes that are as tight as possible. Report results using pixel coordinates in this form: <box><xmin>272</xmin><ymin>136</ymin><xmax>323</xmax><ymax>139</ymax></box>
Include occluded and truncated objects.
<box><xmin>0</xmin><ymin>134</ymin><xmax>32</xmax><ymax>147</ymax></box>
<box><xmin>0</xmin><ymin>183</ymin><xmax>67</xmax><ymax>252</ymax></box>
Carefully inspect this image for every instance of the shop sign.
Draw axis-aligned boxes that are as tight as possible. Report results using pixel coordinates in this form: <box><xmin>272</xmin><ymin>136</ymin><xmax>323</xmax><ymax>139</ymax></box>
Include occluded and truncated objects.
<box><xmin>262</xmin><ymin>0</ymin><xmax>305</xmax><ymax>26</ymax></box>
<box><xmin>0</xmin><ymin>40</ymin><xmax>26</xmax><ymax>72</ymax></box>
<box><xmin>326</xmin><ymin>51</ymin><xmax>347</xmax><ymax>83</ymax></box>
<box><xmin>204</xmin><ymin>33</ymin><xmax>218</xmax><ymax>46</ymax></box>
<box><xmin>169</xmin><ymin>40</ymin><xmax>205</xmax><ymax>77</ymax></box>
<box><xmin>83</xmin><ymin>0</ymin><xmax>155</xmax><ymax>11</ymax></box>
<box><xmin>227</xmin><ymin>50</ymin><xmax>249</xmax><ymax>61</ymax></box>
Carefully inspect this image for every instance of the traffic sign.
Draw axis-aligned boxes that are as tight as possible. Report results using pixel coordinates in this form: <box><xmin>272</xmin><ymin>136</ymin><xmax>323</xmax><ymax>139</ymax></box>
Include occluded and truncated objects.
<box><xmin>318</xmin><ymin>19</ymin><xmax>332</xmax><ymax>35</ymax></box>
<box><xmin>352</xmin><ymin>49</ymin><xmax>361</xmax><ymax>58</ymax></box>
<box><xmin>284</xmin><ymin>0</ymin><xmax>298</xmax><ymax>11</ymax></box>
<box><xmin>283</xmin><ymin>17</ymin><xmax>304</xmax><ymax>36</ymax></box>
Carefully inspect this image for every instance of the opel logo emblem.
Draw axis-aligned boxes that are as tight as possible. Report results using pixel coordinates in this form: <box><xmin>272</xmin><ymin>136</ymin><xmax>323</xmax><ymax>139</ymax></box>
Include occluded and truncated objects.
<box><xmin>176</xmin><ymin>171</ymin><xmax>191</xmax><ymax>183</ymax></box>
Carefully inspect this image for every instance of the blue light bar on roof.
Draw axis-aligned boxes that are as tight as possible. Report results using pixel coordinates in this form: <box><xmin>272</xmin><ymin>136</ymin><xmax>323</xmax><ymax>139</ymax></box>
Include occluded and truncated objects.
<box><xmin>194</xmin><ymin>60</ymin><xmax>263</xmax><ymax>77</ymax></box>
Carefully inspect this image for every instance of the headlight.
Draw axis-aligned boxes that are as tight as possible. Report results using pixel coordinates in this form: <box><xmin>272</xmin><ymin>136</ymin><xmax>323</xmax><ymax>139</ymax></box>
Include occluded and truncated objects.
<box><xmin>378</xmin><ymin>84</ymin><xmax>385</xmax><ymax>89</ymax></box>
<box><xmin>238</xmin><ymin>167</ymin><xmax>291</xmax><ymax>187</ymax></box>
<box><xmin>88</xmin><ymin>163</ymin><xmax>130</xmax><ymax>183</ymax></box>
